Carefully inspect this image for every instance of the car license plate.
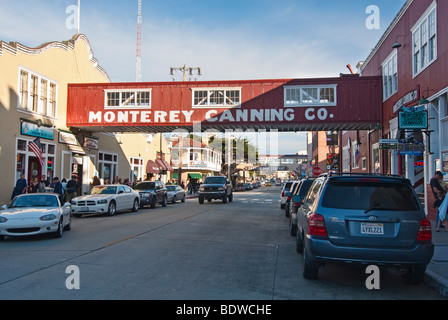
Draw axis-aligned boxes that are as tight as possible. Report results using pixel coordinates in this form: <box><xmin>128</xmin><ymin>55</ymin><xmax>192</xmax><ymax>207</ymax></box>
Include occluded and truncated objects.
<box><xmin>361</xmin><ymin>223</ymin><xmax>384</xmax><ymax>235</ymax></box>
<box><xmin>80</xmin><ymin>207</ymin><xmax>90</xmax><ymax>212</ymax></box>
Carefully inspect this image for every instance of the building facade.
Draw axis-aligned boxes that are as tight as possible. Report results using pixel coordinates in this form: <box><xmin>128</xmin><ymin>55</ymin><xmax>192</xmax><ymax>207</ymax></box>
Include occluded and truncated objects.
<box><xmin>0</xmin><ymin>34</ymin><xmax>172</xmax><ymax>205</ymax></box>
<box><xmin>341</xmin><ymin>0</ymin><xmax>448</xmax><ymax>217</ymax></box>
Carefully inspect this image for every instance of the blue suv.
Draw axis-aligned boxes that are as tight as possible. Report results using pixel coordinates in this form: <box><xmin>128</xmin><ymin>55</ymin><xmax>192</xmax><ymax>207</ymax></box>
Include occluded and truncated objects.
<box><xmin>295</xmin><ymin>173</ymin><xmax>434</xmax><ymax>284</ymax></box>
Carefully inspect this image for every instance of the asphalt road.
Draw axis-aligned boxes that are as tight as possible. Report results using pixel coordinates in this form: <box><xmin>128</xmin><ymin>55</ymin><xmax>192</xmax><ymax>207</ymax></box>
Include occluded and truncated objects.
<box><xmin>0</xmin><ymin>186</ymin><xmax>443</xmax><ymax>300</ymax></box>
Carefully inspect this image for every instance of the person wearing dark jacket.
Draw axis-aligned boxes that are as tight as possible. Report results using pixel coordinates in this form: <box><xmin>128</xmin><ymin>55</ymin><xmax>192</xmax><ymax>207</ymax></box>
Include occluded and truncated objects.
<box><xmin>51</xmin><ymin>177</ymin><xmax>64</xmax><ymax>203</ymax></box>
<box><xmin>11</xmin><ymin>174</ymin><xmax>28</xmax><ymax>200</ymax></box>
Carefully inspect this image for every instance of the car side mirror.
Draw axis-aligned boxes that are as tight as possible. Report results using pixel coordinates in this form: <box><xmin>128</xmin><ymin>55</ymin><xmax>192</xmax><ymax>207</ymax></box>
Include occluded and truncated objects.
<box><xmin>118</xmin><ymin>190</ymin><xmax>124</xmax><ymax>194</ymax></box>
<box><xmin>1</xmin><ymin>205</ymin><xmax>8</xmax><ymax>210</ymax></box>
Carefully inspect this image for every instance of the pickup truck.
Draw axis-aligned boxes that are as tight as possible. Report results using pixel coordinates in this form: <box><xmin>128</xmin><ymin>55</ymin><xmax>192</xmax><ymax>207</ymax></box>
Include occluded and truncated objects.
<box><xmin>198</xmin><ymin>176</ymin><xmax>233</xmax><ymax>204</ymax></box>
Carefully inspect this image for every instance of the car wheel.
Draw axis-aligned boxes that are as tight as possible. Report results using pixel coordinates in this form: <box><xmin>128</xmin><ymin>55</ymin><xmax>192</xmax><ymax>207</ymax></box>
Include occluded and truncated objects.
<box><xmin>401</xmin><ymin>265</ymin><xmax>427</xmax><ymax>285</ymax></box>
<box><xmin>108</xmin><ymin>201</ymin><xmax>117</xmax><ymax>216</ymax></box>
<box><xmin>53</xmin><ymin>218</ymin><xmax>63</xmax><ymax>238</ymax></box>
<box><xmin>302</xmin><ymin>245</ymin><xmax>319</xmax><ymax>279</ymax></box>
<box><xmin>199</xmin><ymin>196</ymin><xmax>204</xmax><ymax>204</ymax></box>
<box><xmin>0</xmin><ymin>235</ymin><xmax>5</xmax><ymax>241</ymax></box>
<box><xmin>222</xmin><ymin>194</ymin><xmax>228</xmax><ymax>204</ymax></box>
<box><xmin>285</xmin><ymin>205</ymin><xmax>290</xmax><ymax>217</ymax></box>
<box><xmin>132</xmin><ymin>198</ymin><xmax>139</xmax><ymax>212</ymax></box>
<box><xmin>63</xmin><ymin>215</ymin><xmax>71</xmax><ymax>231</ymax></box>
<box><xmin>229</xmin><ymin>193</ymin><xmax>233</xmax><ymax>202</ymax></box>
<box><xmin>181</xmin><ymin>195</ymin><xmax>186</xmax><ymax>203</ymax></box>
<box><xmin>295</xmin><ymin>230</ymin><xmax>304</xmax><ymax>253</ymax></box>
<box><xmin>290</xmin><ymin>223</ymin><xmax>297</xmax><ymax>237</ymax></box>
<box><xmin>150</xmin><ymin>197</ymin><xmax>157</xmax><ymax>209</ymax></box>
<box><xmin>162</xmin><ymin>196</ymin><xmax>167</xmax><ymax>207</ymax></box>
<box><xmin>172</xmin><ymin>196</ymin><xmax>176</xmax><ymax>204</ymax></box>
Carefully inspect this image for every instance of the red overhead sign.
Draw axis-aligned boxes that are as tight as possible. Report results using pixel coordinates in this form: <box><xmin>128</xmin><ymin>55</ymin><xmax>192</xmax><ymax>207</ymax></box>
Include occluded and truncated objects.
<box><xmin>66</xmin><ymin>77</ymin><xmax>382</xmax><ymax>133</ymax></box>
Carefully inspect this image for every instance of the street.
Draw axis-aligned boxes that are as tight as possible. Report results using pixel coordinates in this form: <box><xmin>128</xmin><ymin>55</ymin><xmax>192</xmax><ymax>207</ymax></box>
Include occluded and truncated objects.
<box><xmin>0</xmin><ymin>186</ymin><xmax>443</xmax><ymax>300</ymax></box>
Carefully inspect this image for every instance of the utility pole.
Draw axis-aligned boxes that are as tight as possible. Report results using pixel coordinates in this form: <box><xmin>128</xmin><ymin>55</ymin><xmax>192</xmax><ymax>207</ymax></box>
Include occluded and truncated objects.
<box><xmin>169</xmin><ymin>65</ymin><xmax>202</xmax><ymax>185</ymax></box>
<box><xmin>169</xmin><ymin>65</ymin><xmax>201</xmax><ymax>82</ymax></box>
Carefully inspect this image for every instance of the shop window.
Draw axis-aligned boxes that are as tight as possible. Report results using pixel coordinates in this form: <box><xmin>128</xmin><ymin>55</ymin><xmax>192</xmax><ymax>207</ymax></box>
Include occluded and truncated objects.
<box><xmin>382</xmin><ymin>51</ymin><xmax>398</xmax><ymax>100</ymax></box>
<box><xmin>284</xmin><ymin>85</ymin><xmax>337</xmax><ymax>107</ymax></box>
<box><xmin>105</xmin><ymin>89</ymin><xmax>151</xmax><ymax>109</ymax></box>
<box><xmin>18</xmin><ymin>67</ymin><xmax>57</xmax><ymax>118</ymax></box>
<box><xmin>412</xmin><ymin>3</ymin><xmax>437</xmax><ymax>77</ymax></box>
<box><xmin>192</xmin><ymin>88</ymin><xmax>241</xmax><ymax>108</ymax></box>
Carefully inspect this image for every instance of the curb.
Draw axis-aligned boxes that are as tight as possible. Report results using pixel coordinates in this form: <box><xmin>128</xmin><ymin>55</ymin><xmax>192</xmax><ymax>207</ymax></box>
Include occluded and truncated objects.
<box><xmin>424</xmin><ymin>269</ymin><xmax>448</xmax><ymax>297</ymax></box>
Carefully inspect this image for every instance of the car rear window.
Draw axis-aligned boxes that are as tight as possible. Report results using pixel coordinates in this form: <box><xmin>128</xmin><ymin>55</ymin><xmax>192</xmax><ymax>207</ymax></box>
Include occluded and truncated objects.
<box><xmin>297</xmin><ymin>180</ymin><xmax>314</xmax><ymax>197</ymax></box>
<box><xmin>134</xmin><ymin>182</ymin><xmax>155</xmax><ymax>190</ymax></box>
<box><xmin>284</xmin><ymin>182</ymin><xmax>293</xmax><ymax>191</ymax></box>
<box><xmin>321</xmin><ymin>180</ymin><xmax>421</xmax><ymax>211</ymax></box>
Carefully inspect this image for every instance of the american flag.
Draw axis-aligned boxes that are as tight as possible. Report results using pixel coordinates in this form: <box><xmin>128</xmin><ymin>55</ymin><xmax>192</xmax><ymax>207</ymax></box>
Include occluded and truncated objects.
<box><xmin>29</xmin><ymin>137</ymin><xmax>45</xmax><ymax>167</ymax></box>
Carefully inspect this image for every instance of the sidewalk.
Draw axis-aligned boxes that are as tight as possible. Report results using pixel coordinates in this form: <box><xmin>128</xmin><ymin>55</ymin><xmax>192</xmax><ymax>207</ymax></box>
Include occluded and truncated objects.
<box><xmin>425</xmin><ymin>221</ymin><xmax>448</xmax><ymax>297</ymax></box>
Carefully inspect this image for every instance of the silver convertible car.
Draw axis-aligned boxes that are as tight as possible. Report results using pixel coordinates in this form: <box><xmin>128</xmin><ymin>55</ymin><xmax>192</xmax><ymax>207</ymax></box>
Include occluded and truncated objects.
<box><xmin>0</xmin><ymin>193</ymin><xmax>72</xmax><ymax>240</ymax></box>
<box><xmin>71</xmin><ymin>185</ymin><xmax>140</xmax><ymax>217</ymax></box>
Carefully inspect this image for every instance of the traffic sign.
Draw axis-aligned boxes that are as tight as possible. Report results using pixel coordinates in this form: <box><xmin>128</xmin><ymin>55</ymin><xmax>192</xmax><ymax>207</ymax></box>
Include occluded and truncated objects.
<box><xmin>312</xmin><ymin>167</ymin><xmax>322</xmax><ymax>176</ymax></box>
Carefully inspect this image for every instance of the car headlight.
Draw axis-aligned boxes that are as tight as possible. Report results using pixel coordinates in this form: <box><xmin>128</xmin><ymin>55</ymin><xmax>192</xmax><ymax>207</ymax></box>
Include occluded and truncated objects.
<box><xmin>199</xmin><ymin>186</ymin><xmax>205</xmax><ymax>191</ymax></box>
<box><xmin>97</xmin><ymin>199</ymin><xmax>108</xmax><ymax>204</ymax></box>
<box><xmin>0</xmin><ymin>217</ymin><xmax>8</xmax><ymax>223</ymax></box>
<box><xmin>40</xmin><ymin>214</ymin><xmax>57</xmax><ymax>221</ymax></box>
<box><xmin>71</xmin><ymin>200</ymin><xmax>77</xmax><ymax>205</ymax></box>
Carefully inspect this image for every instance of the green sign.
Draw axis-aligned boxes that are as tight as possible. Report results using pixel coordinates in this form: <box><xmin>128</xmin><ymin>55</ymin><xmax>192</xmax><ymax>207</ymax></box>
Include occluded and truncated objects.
<box><xmin>398</xmin><ymin>110</ymin><xmax>428</xmax><ymax>130</ymax></box>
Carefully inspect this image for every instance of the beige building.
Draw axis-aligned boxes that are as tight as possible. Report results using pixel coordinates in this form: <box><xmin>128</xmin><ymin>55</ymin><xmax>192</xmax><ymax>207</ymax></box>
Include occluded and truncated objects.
<box><xmin>0</xmin><ymin>34</ymin><xmax>172</xmax><ymax>205</ymax></box>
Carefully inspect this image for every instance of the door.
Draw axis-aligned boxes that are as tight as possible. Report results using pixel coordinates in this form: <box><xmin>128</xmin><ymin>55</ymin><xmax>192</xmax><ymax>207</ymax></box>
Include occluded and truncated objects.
<box><xmin>28</xmin><ymin>157</ymin><xmax>42</xmax><ymax>186</ymax></box>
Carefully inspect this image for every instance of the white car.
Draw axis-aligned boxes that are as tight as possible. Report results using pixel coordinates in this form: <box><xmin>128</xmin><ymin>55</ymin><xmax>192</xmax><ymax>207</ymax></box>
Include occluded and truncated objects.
<box><xmin>71</xmin><ymin>185</ymin><xmax>140</xmax><ymax>217</ymax></box>
<box><xmin>0</xmin><ymin>193</ymin><xmax>71</xmax><ymax>240</ymax></box>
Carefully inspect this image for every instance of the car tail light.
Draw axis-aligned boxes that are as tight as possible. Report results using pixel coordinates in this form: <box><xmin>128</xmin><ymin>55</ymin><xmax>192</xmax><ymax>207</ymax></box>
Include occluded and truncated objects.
<box><xmin>309</xmin><ymin>213</ymin><xmax>328</xmax><ymax>237</ymax></box>
<box><xmin>417</xmin><ymin>219</ymin><xmax>432</xmax><ymax>242</ymax></box>
<box><xmin>281</xmin><ymin>190</ymin><xmax>285</xmax><ymax>197</ymax></box>
<box><xmin>287</xmin><ymin>196</ymin><xmax>292</xmax><ymax>201</ymax></box>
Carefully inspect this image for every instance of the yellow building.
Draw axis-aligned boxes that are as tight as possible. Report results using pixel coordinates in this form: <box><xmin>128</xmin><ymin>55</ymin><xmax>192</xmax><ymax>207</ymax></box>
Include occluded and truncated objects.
<box><xmin>0</xmin><ymin>34</ymin><xmax>172</xmax><ymax>205</ymax></box>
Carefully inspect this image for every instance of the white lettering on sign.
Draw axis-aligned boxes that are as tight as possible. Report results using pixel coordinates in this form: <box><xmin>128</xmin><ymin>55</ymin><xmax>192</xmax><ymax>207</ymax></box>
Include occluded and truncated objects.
<box><xmin>86</xmin><ymin>108</ymin><xmax>337</xmax><ymax>124</ymax></box>
<box><xmin>304</xmin><ymin>108</ymin><xmax>334</xmax><ymax>121</ymax></box>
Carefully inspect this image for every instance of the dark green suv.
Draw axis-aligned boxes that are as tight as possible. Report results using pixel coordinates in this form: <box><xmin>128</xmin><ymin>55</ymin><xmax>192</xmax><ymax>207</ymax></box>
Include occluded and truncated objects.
<box><xmin>198</xmin><ymin>176</ymin><xmax>233</xmax><ymax>204</ymax></box>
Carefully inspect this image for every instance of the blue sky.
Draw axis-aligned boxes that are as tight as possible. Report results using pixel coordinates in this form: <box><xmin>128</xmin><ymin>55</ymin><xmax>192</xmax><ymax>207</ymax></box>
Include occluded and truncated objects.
<box><xmin>0</xmin><ymin>0</ymin><xmax>406</xmax><ymax>154</ymax></box>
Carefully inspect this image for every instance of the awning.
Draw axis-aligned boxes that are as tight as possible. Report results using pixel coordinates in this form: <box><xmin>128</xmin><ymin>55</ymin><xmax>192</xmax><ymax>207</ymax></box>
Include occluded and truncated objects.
<box><xmin>188</xmin><ymin>173</ymin><xmax>203</xmax><ymax>180</ymax></box>
<box><xmin>156</xmin><ymin>159</ymin><xmax>174</xmax><ymax>172</ymax></box>
<box><xmin>146</xmin><ymin>160</ymin><xmax>160</xmax><ymax>174</ymax></box>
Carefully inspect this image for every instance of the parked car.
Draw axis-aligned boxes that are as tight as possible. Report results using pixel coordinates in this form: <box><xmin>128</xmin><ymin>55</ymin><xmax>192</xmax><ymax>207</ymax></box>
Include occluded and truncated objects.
<box><xmin>265</xmin><ymin>181</ymin><xmax>272</xmax><ymax>186</ymax></box>
<box><xmin>134</xmin><ymin>181</ymin><xmax>167</xmax><ymax>209</ymax></box>
<box><xmin>199</xmin><ymin>176</ymin><xmax>233</xmax><ymax>204</ymax></box>
<box><xmin>295</xmin><ymin>173</ymin><xmax>434</xmax><ymax>284</ymax></box>
<box><xmin>243</xmin><ymin>183</ymin><xmax>252</xmax><ymax>191</ymax></box>
<box><xmin>275</xmin><ymin>178</ymin><xmax>282</xmax><ymax>186</ymax></box>
<box><xmin>280</xmin><ymin>180</ymin><xmax>295</xmax><ymax>209</ymax></box>
<box><xmin>0</xmin><ymin>193</ymin><xmax>71</xmax><ymax>240</ymax></box>
<box><xmin>166</xmin><ymin>185</ymin><xmax>186</xmax><ymax>204</ymax></box>
<box><xmin>289</xmin><ymin>178</ymin><xmax>315</xmax><ymax>236</ymax></box>
<box><xmin>284</xmin><ymin>180</ymin><xmax>300</xmax><ymax>217</ymax></box>
<box><xmin>72</xmin><ymin>184</ymin><xmax>140</xmax><ymax>217</ymax></box>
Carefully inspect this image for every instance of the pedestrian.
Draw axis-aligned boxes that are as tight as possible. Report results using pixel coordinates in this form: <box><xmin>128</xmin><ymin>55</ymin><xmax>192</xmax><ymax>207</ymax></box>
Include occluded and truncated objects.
<box><xmin>65</xmin><ymin>175</ymin><xmax>78</xmax><ymax>203</ymax></box>
<box><xmin>92</xmin><ymin>175</ymin><xmax>101</xmax><ymax>187</ymax></box>
<box><xmin>431</xmin><ymin>171</ymin><xmax>445</xmax><ymax>229</ymax></box>
<box><xmin>29</xmin><ymin>177</ymin><xmax>40</xmax><ymax>193</ymax></box>
<box><xmin>51</xmin><ymin>177</ymin><xmax>64</xmax><ymax>203</ymax></box>
<box><xmin>437</xmin><ymin>191</ymin><xmax>448</xmax><ymax>232</ymax></box>
<box><xmin>11</xmin><ymin>174</ymin><xmax>28</xmax><ymax>200</ymax></box>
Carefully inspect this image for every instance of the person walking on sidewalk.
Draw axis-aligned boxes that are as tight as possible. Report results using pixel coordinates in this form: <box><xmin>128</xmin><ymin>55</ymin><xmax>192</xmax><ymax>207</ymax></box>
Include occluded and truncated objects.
<box><xmin>436</xmin><ymin>190</ymin><xmax>448</xmax><ymax>232</ymax></box>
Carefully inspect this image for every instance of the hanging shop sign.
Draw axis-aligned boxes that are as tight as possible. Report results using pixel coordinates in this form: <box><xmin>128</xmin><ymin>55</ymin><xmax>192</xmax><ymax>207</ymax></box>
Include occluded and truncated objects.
<box><xmin>20</xmin><ymin>120</ymin><xmax>54</xmax><ymax>140</ymax></box>
<box><xmin>398</xmin><ymin>108</ymin><xmax>428</xmax><ymax>130</ymax></box>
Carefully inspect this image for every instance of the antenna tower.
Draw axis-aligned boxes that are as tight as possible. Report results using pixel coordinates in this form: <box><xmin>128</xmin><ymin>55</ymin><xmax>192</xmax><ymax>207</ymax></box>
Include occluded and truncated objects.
<box><xmin>136</xmin><ymin>0</ymin><xmax>143</xmax><ymax>82</ymax></box>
